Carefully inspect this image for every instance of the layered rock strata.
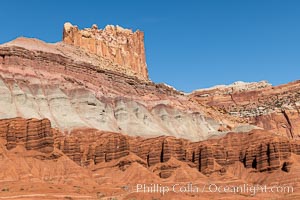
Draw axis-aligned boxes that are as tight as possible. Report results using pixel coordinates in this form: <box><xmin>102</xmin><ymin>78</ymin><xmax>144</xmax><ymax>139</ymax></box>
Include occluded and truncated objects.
<box><xmin>1</xmin><ymin>117</ymin><xmax>299</xmax><ymax>178</ymax></box>
<box><xmin>63</xmin><ymin>22</ymin><xmax>148</xmax><ymax>80</ymax></box>
<box><xmin>0</xmin><ymin>118</ymin><xmax>54</xmax><ymax>153</ymax></box>
<box><xmin>0</xmin><ymin>38</ymin><xmax>230</xmax><ymax>141</ymax></box>
<box><xmin>190</xmin><ymin>81</ymin><xmax>300</xmax><ymax>138</ymax></box>
<box><xmin>65</xmin><ymin>129</ymin><xmax>300</xmax><ymax>175</ymax></box>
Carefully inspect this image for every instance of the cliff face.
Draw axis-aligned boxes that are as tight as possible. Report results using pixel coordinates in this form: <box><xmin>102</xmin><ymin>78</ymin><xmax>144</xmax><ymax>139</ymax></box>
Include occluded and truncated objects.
<box><xmin>55</xmin><ymin>128</ymin><xmax>300</xmax><ymax>175</ymax></box>
<box><xmin>1</xmin><ymin>35</ymin><xmax>300</xmax><ymax>142</ymax></box>
<box><xmin>63</xmin><ymin>22</ymin><xmax>148</xmax><ymax>80</ymax></box>
<box><xmin>1</xmin><ymin>22</ymin><xmax>300</xmax><ymax>199</ymax></box>
<box><xmin>1</xmin><ymin>117</ymin><xmax>300</xmax><ymax>199</ymax></box>
<box><xmin>190</xmin><ymin>81</ymin><xmax>300</xmax><ymax>139</ymax></box>
<box><xmin>0</xmin><ymin>118</ymin><xmax>54</xmax><ymax>153</ymax></box>
<box><xmin>0</xmin><ymin>37</ymin><xmax>231</xmax><ymax>142</ymax></box>
<box><xmin>3</xmin><ymin>117</ymin><xmax>297</xmax><ymax>177</ymax></box>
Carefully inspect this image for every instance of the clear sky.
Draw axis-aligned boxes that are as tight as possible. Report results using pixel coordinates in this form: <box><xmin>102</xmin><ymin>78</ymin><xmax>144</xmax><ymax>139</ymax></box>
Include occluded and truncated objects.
<box><xmin>1</xmin><ymin>0</ymin><xmax>299</xmax><ymax>92</ymax></box>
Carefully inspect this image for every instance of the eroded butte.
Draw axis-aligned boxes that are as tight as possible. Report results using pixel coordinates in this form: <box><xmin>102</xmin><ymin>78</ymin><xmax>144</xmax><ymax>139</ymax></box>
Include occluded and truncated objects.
<box><xmin>0</xmin><ymin>23</ymin><xmax>299</xmax><ymax>199</ymax></box>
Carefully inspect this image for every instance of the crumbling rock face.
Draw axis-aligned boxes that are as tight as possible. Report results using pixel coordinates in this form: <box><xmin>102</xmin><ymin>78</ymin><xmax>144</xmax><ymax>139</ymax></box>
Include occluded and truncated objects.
<box><xmin>1</xmin><ymin>22</ymin><xmax>300</xmax><ymax>199</ymax></box>
<box><xmin>1</xmin><ymin>23</ymin><xmax>300</xmax><ymax>144</ymax></box>
<box><xmin>0</xmin><ymin>118</ymin><xmax>54</xmax><ymax>153</ymax></box>
<box><xmin>190</xmin><ymin>81</ymin><xmax>300</xmax><ymax>138</ymax></box>
<box><xmin>199</xmin><ymin>130</ymin><xmax>295</xmax><ymax>173</ymax></box>
<box><xmin>0</xmin><ymin>38</ymin><xmax>227</xmax><ymax>141</ymax></box>
<box><xmin>253</xmin><ymin>110</ymin><xmax>300</xmax><ymax>139</ymax></box>
<box><xmin>2</xmin><ymin>116</ymin><xmax>300</xmax><ymax>200</ymax></box>
<box><xmin>190</xmin><ymin>80</ymin><xmax>300</xmax><ymax>118</ymax></box>
<box><xmin>0</xmin><ymin>118</ymin><xmax>300</xmax><ymax>199</ymax></box>
<box><xmin>2</xmin><ymin>117</ymin><xmax>298</xmax><ymax>177</ymax></box>
<box><xmin>63</xmin><ymin>22</ymin><xmax>148</xmax><ymax>80</ymax></box>
<box><xmin>51</xmin><ymin>127</ymin><xmax>300</xmax><ymax>176</ymax></box>
<box><xmin>57</xmin><ymin>130</ymin><xmax>130</xmax><ymax>166</ymax></box>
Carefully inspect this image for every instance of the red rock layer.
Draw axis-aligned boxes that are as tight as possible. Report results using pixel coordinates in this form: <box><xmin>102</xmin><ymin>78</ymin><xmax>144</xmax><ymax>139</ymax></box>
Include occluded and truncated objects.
<box><xmin>192</xmin><ymin>130</ymin><xmax>298</xmax><ymax>173</ymax></box>
<box><xmin>1</xmin><ymin>117</ymin><xmax>300</xmax><ymax>179</ymax></box>
<box><xmin>2</xmin><ymin>117</ymin><xmax>300</xmax><ymax>200</ymax></box>
<box><xmin>53</xmin><ymin>127</ymin><xmax>300</xmax><ymax>177</ymax></box>
<box><xmin>63</xmin><ymin>22</ymin><xmax>148</xmax><ymax>80</ymax></box>
<box><xmin>0</xmin><ymin>118</ymin><xmax>54</xmax><ymax>153</ymax></box>
<box><xmin>55</xmin><ymin>130</ymin><xmax>130</xmax><ymax>166</ymax></box>
<box><xmin>190</xmin><ymin>81</ymin><xmax>300</xmax><ymax>138</ymax></box>
<box><xmin>0</xmin><ymin>44</ymin><xmax>180</xmax><ymax>99</ymax></box>
<box><xmin>0</xmin><ymin>39</ymin><xmax>217</xmax><ymax>141</ymax></box>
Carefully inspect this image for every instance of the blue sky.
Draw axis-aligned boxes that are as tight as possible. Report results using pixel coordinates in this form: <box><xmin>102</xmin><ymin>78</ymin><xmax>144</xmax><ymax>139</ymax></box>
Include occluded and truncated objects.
<box><xmin>1</xmin><ymin>0</ymin><xmax>299</xmax><ymax>92</ymax></box>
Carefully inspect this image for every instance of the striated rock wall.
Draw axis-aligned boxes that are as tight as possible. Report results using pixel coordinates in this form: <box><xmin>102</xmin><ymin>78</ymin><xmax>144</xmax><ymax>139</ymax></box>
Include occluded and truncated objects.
<box><xmin>1</xmin><ymin>117</ymin><xmax>300</xmax><ymax>180</ymax></box>
<box><xmin>190</xmin><ymin>80</ymin><xmax>300</xmax><ymax>138</ymax></box>
<box><xmin>56</xmin><ymin>130</ymin><xmax>130</xmax><ymax>166</ymax></box>
<box><xmin>53</xmin><ymin>127</ymin><xmax>300</xmax><ymax>176</ymax></box>
<box><xmin>0</xmin><ymin>39</ymin><xmax>224</xmax><ymax>142</ymax></box>
<box><xmin>1</xmin><ymin>26</ymin><xmax>300</xmax><ymax>143</ymax></box>
<box><xmin>194</xmin><ymin>130</ymin><xmax>296</xmax><ymax>173</ymax></box>
<box><xmin>0</xmin><ymin>118</ymin><xmax>54</xmax><ymax>153</ymax></box>
<box><xmin>63</xmin><ymin>22</ymin><xmax>148</xmax><ymax>80</ymax></box>
<box><xmin>2</xmin><ymin>119</ymin><xmax>300</xmax><ymax>199</ymax></box>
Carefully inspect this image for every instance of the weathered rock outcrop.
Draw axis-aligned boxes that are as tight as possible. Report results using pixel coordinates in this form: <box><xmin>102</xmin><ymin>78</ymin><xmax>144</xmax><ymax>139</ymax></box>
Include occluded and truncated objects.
<box><xmin>190</xmin><ymin>80</ymin><xmax>300</xmax><ymax>139</ymax></box>
<box><xmin>6</xmin><ymin>25</ymin><xmax>298</xmax><ymax>142</ymax></box>
<box><xmin>56</xmin><ymin>130</ymin><xmax>130</xmax><ymax>166</ymax></box>
<box><xmin>51</xmin><ymin>126</ymin><xmax>300</xmax><ymax>177</ymax></box>
<box><xmin>63</xmin><ymin>22</ymin><xmax>148</xmax><ymax>80</ymax></box>
<box><xmin>1</xmin><ymin>22</ymin><xmax>300</xmax><ymax>199</ymax></box>
<box><xmin>1</xmin><ymin>117</ymin><xmax>299</xmax><ymax>177</ymax></box>
<box><xmin>1</xmin><ymin>117</ymin><xmax>300</xmax><ymax>199</ymax></box>
<box><xmin>192</xmin><ymin>130</ymin><xmax>298</xmax><ymax>173</ymax></box>
<box><xmin>0</xmin><ymin>118</ymin><xmax>54</xmax><ymax>153</ymax></box>
<box><xmin>0</xmin><ymin>37</ymin><xmax>230</xmax><ymax>141</ymax></box>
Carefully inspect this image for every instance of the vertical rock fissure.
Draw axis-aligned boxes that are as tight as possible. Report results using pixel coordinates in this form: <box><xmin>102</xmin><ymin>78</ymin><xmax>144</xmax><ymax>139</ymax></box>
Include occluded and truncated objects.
<box><xmin>267</xmin><ymin>144</ymin><xmax>271</xmax><ymax>167</ymax></box>
<box><xmin>160</xmin><ymin>141</ymin><xmax>164</xmax><ymax>163</ymax></box>
<box><xmin>198</xmin><ymin>149</ymin><xmax>202</xmax><ymax>172</ymax></box>
<box><xmin>147</xmin><ymin>154</ymin><xmax>150</xmax><ymax>167</ymax></box>
<box><xmin>242</xmin><ymin>154</ymin><xmax>247</xmax><ymax>167</ymax></box>
<box><xmin>252</xmin><ymin>156</ymin><xmax>257</xmax><ymax>169</ymax></box>
<box><xmin>282</xmin><ymin>110</ymin><xmax>294</xmax><ymax>138</ymax></box>
<box><xmin>1</xmin><ymin>55</ymin><xmax>4</xmax><ymax>64</ymax></box>
<box><xmin>229</xmin><ymin>93</ymin><xmax>237</xmax><ymax>105</ymax></box>
<box><xmin>192</xmin><ymin>151</ymin><xmax>195</xmax><ymax>163</ymax></box>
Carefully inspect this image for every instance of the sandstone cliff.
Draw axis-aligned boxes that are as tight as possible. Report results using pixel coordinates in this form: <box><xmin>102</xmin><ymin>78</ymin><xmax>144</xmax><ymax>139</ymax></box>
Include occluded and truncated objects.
<box><xmin>0</xmin><ymin>118</ymin><xmax>54</xmax><ymax>153</ymax></box>
<box><xmin>0</xmin><ymin>37</ymin><xmax>233</xmax><ymax>141</ymax></box>
<box><xmin>63</xmin><ymin>22</ymin><xmax>148</xmax><ymax>80</ymax></box>
<box><xmin>190</xmin><ymin>80</ymin><xmax>300</xmax><ymax>139</ymax></box>
<box><xmin>1</xmin><ymin>117</ymin><xmax>300</xmax><ymax>199</ymax></box>
<box><xmin>1</xmin><ymin>35</ymin><xmax>300</xmax><ymax>142</ymax></box>
<box><xmin>2</xmin><ymin>117</ymin><xmax>298</xmax><ymax>177</ymax></box>
<box><xmin>1</xmin><ymin>22</ymin><xmax>300</xmax><ymax>200</ymax></box>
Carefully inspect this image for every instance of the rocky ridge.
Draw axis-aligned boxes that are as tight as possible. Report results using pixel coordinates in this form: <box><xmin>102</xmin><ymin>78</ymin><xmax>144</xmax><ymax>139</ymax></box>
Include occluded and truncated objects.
<box><xmin>1</xmin><ymin>117</ymin><xmax>298</xmax><ymax>176</ymax></box>
<box><xmin>63</xmin><ymin>22</ymin><xmax>148</xmax><ymax>80</ymax></box>
<box><xmin>0</xmin><ymin>37</ymin><xmax>237</xmax><ymax>141</ymax></box>
<box><xmin>190</xmin><ymin>80</ymin><xmax>300</xmax><ymax>138</ymax></box>
<box><xmin>1</xmin><ymin>117</ymin><xmax>300</xmax><ymax>199</ymax></box>
<box><xmin>0</xmin><ymin>22</ymin><xmax>300</xmax><ymax>199</ymax></box>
